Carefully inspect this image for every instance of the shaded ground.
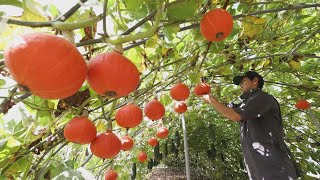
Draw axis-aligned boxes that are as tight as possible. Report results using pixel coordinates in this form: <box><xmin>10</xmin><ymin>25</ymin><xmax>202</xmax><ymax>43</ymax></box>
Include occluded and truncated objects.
<box><xmin>147</xmin><ymin>167</ymin><xmax>212</xmax><ymax>180</ymax></box>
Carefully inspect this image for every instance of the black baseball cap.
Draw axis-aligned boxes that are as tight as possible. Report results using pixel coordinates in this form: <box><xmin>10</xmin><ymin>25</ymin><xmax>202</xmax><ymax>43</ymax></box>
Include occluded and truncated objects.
<box><xmin>233</xmin><ymin>71</ymin><xmax>264</xmax><ymax>88</ymax></box>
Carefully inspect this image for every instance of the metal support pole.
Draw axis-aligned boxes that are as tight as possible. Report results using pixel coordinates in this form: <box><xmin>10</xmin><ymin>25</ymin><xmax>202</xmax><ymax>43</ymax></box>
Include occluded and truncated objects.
<box><xmin>307</xmin><ymin>109</ymin><xmax>320</xmax><ymax>135</ymax></box>
<box><xmin>181</xmin><ymin>113</ymin><xmax>190</xmax><ymax>180</ymax></box>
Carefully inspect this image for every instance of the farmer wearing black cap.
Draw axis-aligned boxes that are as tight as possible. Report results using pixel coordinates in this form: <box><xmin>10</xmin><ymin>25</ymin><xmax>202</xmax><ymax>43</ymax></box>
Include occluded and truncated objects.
<box><xmin>201</xmin><ymin>71</ymin><xmax>297</xmax><ymax>180</ymax></box>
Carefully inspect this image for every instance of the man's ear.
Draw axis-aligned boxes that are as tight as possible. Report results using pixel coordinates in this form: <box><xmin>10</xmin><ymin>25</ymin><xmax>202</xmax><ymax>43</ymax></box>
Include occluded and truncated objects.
<box><xmin>253</xmin><ymin>77</ymin><xmax>259</xmax><ymax>86</ymax></box>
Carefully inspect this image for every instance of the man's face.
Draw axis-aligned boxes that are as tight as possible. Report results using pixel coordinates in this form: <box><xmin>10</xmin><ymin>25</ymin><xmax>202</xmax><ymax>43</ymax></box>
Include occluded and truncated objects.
<box><xmin>240</xmin><ymin>77</ymin><xmax>258</xmax><ymax>93</ymax></box>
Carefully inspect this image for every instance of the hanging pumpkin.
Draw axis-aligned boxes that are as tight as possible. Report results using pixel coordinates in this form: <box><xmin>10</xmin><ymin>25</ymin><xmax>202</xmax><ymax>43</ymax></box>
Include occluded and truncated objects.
<box><xmin>63</xmin><ymin>116</ymin><xmax>97</xmax><ymax>144</ymax></box>
<box><xmin>174</xmin><ymin>101</ymin><xmax>187</xmax><ymax>114</ymax></box>
<box><xmin>157</xmin><ymin>127</ymin><xmax>169</xmax><ymax>139</ymax></box>
<box><xmin>105</xmin><ymin>169</ymin><xmax>118</xmax><ymax>180</ymax></box>
<box><xmin>87</xmin><ymin>52</ymin><xmax>140</xmax><ymax>98</ymax></box>
<box><xmin>144</xmin><ymin>99</ymin><xmax>165</xmax><ymax>120</ymax></box>
<box><xmin>121</xmin><ymin>135</ymin><xmax>134</xmax><ymax>151</ymax></box>
<box><xmin>115</xmin><ymin>104</ymin><xmax>143</xmax><ymax>128</ymax></box>
<box><xmin>148</xmin><ymin>137</ymin><xmax>159</xmax><ymax>147</ymax></box>
<box><xmin>90</xmin><ymin>130</ymin><xmax>122</xmax><ymax>159</ymax></box>
<box><xmin>295</xmin><ymin>100</ymin><xmax>310</xmax><ymax>110</ymax></box>
<box><xmin>170</xmin><ymin>82</ymin><xmax>190</xmax><ymax>101</ymax></box>
<box><xmin>137</xmin><ymin>151</ymin><xmax>148</xmax><ymax>162</ymax></box>
<box><xmin>200</xmin><ymin>8</ymin><xmax>234</xmax><ymax>42</ymax></box>
<box><xmin>4</xmin><ymin>33</ymin><xmax>87</xmax><ymax>99</ymax></box>
<box><xmin>194</xmin><ymin>82</ymin><xmax>211</xmax><ymax>96</ymax></box>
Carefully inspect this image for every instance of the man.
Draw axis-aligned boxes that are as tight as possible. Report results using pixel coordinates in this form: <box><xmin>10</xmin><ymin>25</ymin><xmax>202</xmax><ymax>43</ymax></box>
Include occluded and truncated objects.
<box><xmin>201</xmin><ymin>71</ymin><xmax>297</xmax><ymax>180</ymax></box>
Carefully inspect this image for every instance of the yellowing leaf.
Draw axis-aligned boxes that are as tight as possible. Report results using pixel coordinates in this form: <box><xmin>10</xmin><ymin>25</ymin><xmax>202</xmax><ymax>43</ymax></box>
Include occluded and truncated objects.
<box><xmin>125</xmin><ymin>48</ymin><xmax>146</xmax><ymax>72</ymax></box>
<box><xmin>288</xmin><ymin>60</ymin><xmax>301</xmax><ymax>70</ymax></box>
<box><xmin>145</xmin><ymin>35</ymin><xmax>158</xmax><ymax>48</ymax></box>
<box><xmin>22</xmin><ymin>0</ymin><xmax>48</xmax><ymax>21</ymax></box>
<box><xmin>96</xmin><ymin>120</ymin><xmax>106</xmax><ymax>132</ymax></box>
<box><xmin>241</xmin><ymin>16</ymin><xmax>267</xmax><ymax>38</ymax></box>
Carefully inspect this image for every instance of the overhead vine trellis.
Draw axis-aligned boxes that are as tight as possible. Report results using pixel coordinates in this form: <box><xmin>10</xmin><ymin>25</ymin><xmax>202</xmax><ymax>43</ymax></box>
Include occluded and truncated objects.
<box><xmin>0</xmin><ymin>0</ymin><xmax>319</xmax><ymax>179</ymax></box>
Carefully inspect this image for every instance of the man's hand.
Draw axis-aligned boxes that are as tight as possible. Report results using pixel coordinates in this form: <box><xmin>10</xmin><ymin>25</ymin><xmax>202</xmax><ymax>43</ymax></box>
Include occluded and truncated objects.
<box><xmin>201</xmin><ymin>94</ymin><xmax>215</xmax><ymax>105</ymax></box>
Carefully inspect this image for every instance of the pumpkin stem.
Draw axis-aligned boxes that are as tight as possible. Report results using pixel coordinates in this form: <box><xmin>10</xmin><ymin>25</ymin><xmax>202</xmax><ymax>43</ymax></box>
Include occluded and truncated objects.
<box><xmin>114</xmin><ymin>44</ymin><xmax>123</xmax><ymax>54</ymax></box>
<box><xmin>18</xmin><ymin>84</ymin><xmax>30</xmax><ymax>92</ymax></box>
<box><xmin>106</xmin><ymin>99</ymin><xmax>118</xmax><ymax>131</ymax></box>
<box><xmin>216</xmin><ymin>32</ymin><xmax>224</xmax><ymax>39</ymax></box>
<box><xmin>126</xmin><ymin>128</ymin><xmax>129</xmax><ymax>136</ymax></box>
<box><xmin>222</xmin><ymin>0</ymin><xmax>230</xmax><ymax>9</ymax></box>
<box><xmin>104</xmin><ymin>91</ymin><xmax>117</xmax><ymax>97</ymax></box>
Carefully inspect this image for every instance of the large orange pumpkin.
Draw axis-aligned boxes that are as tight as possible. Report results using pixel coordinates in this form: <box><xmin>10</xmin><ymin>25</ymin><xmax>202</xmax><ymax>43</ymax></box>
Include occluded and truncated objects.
<box><xmin>137</xmin><ymin>151</ymin><xmax>147</xmax><ymax>162</ymax></box>
<box><xmin>156</xmin><ymin>127</ymin><xmax>169</xmax><ymax>139</ymax></box>
<box><xmin>200</xmin><ymin>8</ymin><xmax>233</xmax><ymax>42</ymax></box>
<box><xmin>144</xmin><ymin>99</ymin><xmax>165</xmax><ymax>120</ymax></box>
<box><xmin>170</xmin><ymin>82</ymin><xmax>190</xmax><ymax>101</ymax></box>
<box><xmin>295</xmin><ymin>100</ymin><xmax>310</xmax><ymax>110</ymax></box>
<box><xmin>194</xmin><ymin>82</ymin><xmax>211</xmax><ymax>96</ymax></box>
<box><xmin>4</xmin><ymin>33</ymin><xmax>87</xmax><ymax>99</ymax></box>
<box><xmin>121</xmin><ymin>135</ymin><xmax>134</xmax><ymax>151</ymax></box>
<box><xmin>64</xmin><ymin>116</ymin><xmax>97</xmax><ymax>144</ymax></box>
<box><xmin>115</xmin><ymin>104</ymin><xmax>143</xmax><ymax>128</ymax></box>
<box><xmin>174</xmin><ymin>101</ymin><xmax>187</xmax><ymax>114</ymax></box>
<box><xmin>87</xmin><ymin>52</ymin><xmax>140</xmax><ymax>98</ymax></box>
<box><xmin>90</xmin><ymin>130</ymin><xmax>122</xmax><ymax>159</ymax></box>
<box><xmin>105</xmin><ymin>169</ymin><xmax>118</xmax><ymax>180</ymax></box>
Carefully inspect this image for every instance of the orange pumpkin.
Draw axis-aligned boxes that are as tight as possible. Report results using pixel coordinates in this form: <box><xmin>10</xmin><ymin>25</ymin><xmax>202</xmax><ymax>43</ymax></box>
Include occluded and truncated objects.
<box><xmin>115</xmin><ymin>104</ymin><xmax>143</xmax><ymax>128</ymax></box>
<box><xmin>144</xmin><ymin>99</ymin><xmax>165</xmax><ymax>120</ymax></box>
<box><xmin>170</xmin><ymin>82</ymin><xmax>190</xmax><ymax>101</ymax></box>
<box><xmin>90</xmin><ymin>130</ymin><xmax>122</xmax><ymax>159</ymax></box>
<box><xmin>157</xmin><ymin>127</ymin><xmax>169</xmax><ymax>139</ymax></box>
<box><xmin>121</xmin><ymin>135</ymin><xmax>134</xmax><ymax>151</ymax></box>
<box><xmin>105</xmin><ymin>169</ymin><xmax>118</xmax><ymax>180</ymax></box>
<box><xmin>194</xmin><ymin>82</ymin><xmax>211</xmax><ymax>96</ymax></box>
<box><xmin>87</xmin><ymin>52</ymin><xmax>140</xmax><ymax>98</ymax></box>
<box><xmin>137</xmin><ymin>151</ymin><xmax>147</xmax><ymax>162</ymax></box>
<box><xmin>174</xmin><ymin>101</ymin><xmax>187</xmax><ymax>114</ymax></box>
<box><xmin>148</xmin><ymin>137</ymin><xmax>159</xmax><ymax>147</ymax></box>
<box><xmin>295</xmin><ymin>100</ymin><xmax>310</xmax><ymax>110</ymax></box>
<box><xmin>64</xmin><ymin>116</ymin><xmax>97</xmax><ymax>144</ymax></box>
<box><xmin>200</xmin><ymin>8</ymin><xmax>233</xmax><ymax>42</ymax></box>
<box><xmin>4</xmin><ymin>33</ymin><xmax>87</xmax><ymax>99</ymax></box>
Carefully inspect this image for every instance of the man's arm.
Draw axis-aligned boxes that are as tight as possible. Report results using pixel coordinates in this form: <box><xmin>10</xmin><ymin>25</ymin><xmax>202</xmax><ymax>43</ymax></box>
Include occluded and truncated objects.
<box><xmin>202</xmin><ymin>94</ymin><xmax>242</xmax><ymax>122</ymax></box>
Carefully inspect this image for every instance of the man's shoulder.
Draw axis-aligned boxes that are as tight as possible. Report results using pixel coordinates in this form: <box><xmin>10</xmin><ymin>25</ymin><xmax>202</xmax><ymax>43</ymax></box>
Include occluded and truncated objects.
<box><xmin>254</xmin><ymin>91</ymin><xmax>276</xmax><ymax>100</ymax></box>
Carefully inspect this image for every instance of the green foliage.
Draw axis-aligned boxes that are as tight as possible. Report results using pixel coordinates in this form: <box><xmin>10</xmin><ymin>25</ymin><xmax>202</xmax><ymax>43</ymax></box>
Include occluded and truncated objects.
<box><xmin>0</xmin><ymin>0</ymin><xmax>319</xmax><ymax>179</ymax></box>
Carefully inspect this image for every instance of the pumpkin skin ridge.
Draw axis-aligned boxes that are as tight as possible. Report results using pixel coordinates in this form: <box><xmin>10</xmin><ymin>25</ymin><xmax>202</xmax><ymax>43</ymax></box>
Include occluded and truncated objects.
<box><xmin>63</xmin><ymin>116</ymin><xmax>97</xmax><ymax>144</ymax></box>
<box><xmin>200</xmin><ymin>9</ymin><xmax>233</xmax><ymax>42</ymax></box>
<box><xmin>144</xmin><ymin>99</ymin><xmax>165</xmax><ymax>121</ymax></box>
<box><xmin>115</xmin><ymin>104</ymin><xmax>143</xmax><ymax>128</ymax></box>
<box><xmin>4</xmin><ymin>33</ymin><xmax>87</xmax><ymax>99</ymax></box>
<box><xmin>90</xmin><ymin>131</ymin><xmax>122</xmax><ymax>159</ymax></box>
<box><xmin>87</xmin><ymin>52</ymin><xmax>140</xmax><ymax>98</ymax></box>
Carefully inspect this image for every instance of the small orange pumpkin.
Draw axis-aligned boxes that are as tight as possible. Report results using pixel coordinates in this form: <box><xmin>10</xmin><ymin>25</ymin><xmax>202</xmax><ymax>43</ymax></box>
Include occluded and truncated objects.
<box><xmin>157</xmin><ymin>127</ymin><xmax>169</xmax><ymax>139</ymax></box>
<box><xmin>174</xmin><ymin>101</ymin><xmax>187</xmax><ymax>114</ymax></box>
<box><xmin>148</xmin><ymin>137</ymin><xmax>159</xmax><ymax>147</ymax></box>
<box><xmin>170</xmin><ymin>82</ymin><xmax>190</xmax><ymax>101</ymax></box>
<box><xmin>121</xmin><ymin>135</ymin><xmax>134</xmax><ymax>151</ymax></box>
<box><xmin>137</xmin><ymin>151</ymin><xmax>148</xmax><ymax>162</ymax></box>
<box><xmin>4</xmin><ymin>33</ymin><xmax>87</xmax><ymax>99</ymax></box>
<box><xmin>200</xmin><ymin>8</ymin><xmax>233</xmax><ymax>42</ymax></box>
<box><xmin>194</xmin><ymin>82</ymin><xmax>211</xmax><ymax>96</ymax></box>
<box><xmin>115</xmin><ymin>104</ymin><xmax>143</xmax><ymax>128</ymax></box>
<box><xmin>144</xmin><ymin>99</ymin><xmax>165</xmax><ymax>121</ymax></box>
<box><xmin>295</xmin><ymin>100</ymin><xmax>310</xmax><ymax>110</ymax></box>
<box><xmin>64</xmin><ymin>116</ymin><xmax>97</xmax><ymax>144</ymax></box>
<box><xmin>105</xmin><ymin>169</ymin><xmax>118</xmax><ymax>180</ymax></box>
<box><xmin>90</xmin><ymin>130</ymin><xmax>122</xmax><ymax>159</ymax></box>
<box><xmin>87</xmin><ymin>52</ymin><xmax>140</xmax><ymax>98</ymax></box>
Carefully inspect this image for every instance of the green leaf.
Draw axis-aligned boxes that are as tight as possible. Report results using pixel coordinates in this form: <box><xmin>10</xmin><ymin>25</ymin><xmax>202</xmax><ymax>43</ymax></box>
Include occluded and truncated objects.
<box><xmin>0</xmin><ymin>0</ymin><xmax>22</xmax><ymax>8</ymax></box>
<box><xmin>0</xmin><ymin>79</ymin><xmax>5</xmax><ymax>88</ymax></box>
<box><xmin>123</xmin><ymin>0</ymin><xmax>144</xmax><ymax>11</ymax></box>
<box><xmin>5</xmin><ymin>156</ymin><xmax>31</xmax><ymax>174</ymax></box>
<box><xmin>160</xmin><ymin>94</ymin><xmax>172</xmax><ymax>107</ymax></box>
<box><xmin>188</xmin><ymin>72</ymin><xmax>203</xmax><ymax>84</ymax></box>
<box><xmin>163</xmin><ymin>24</ymin><xmax>180</xmax><ymax>41</ymax></box>
<box><xmin>167</xmin><ymin>1</ymin><xmax>198</xmax><ymax>21</ymax></box>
